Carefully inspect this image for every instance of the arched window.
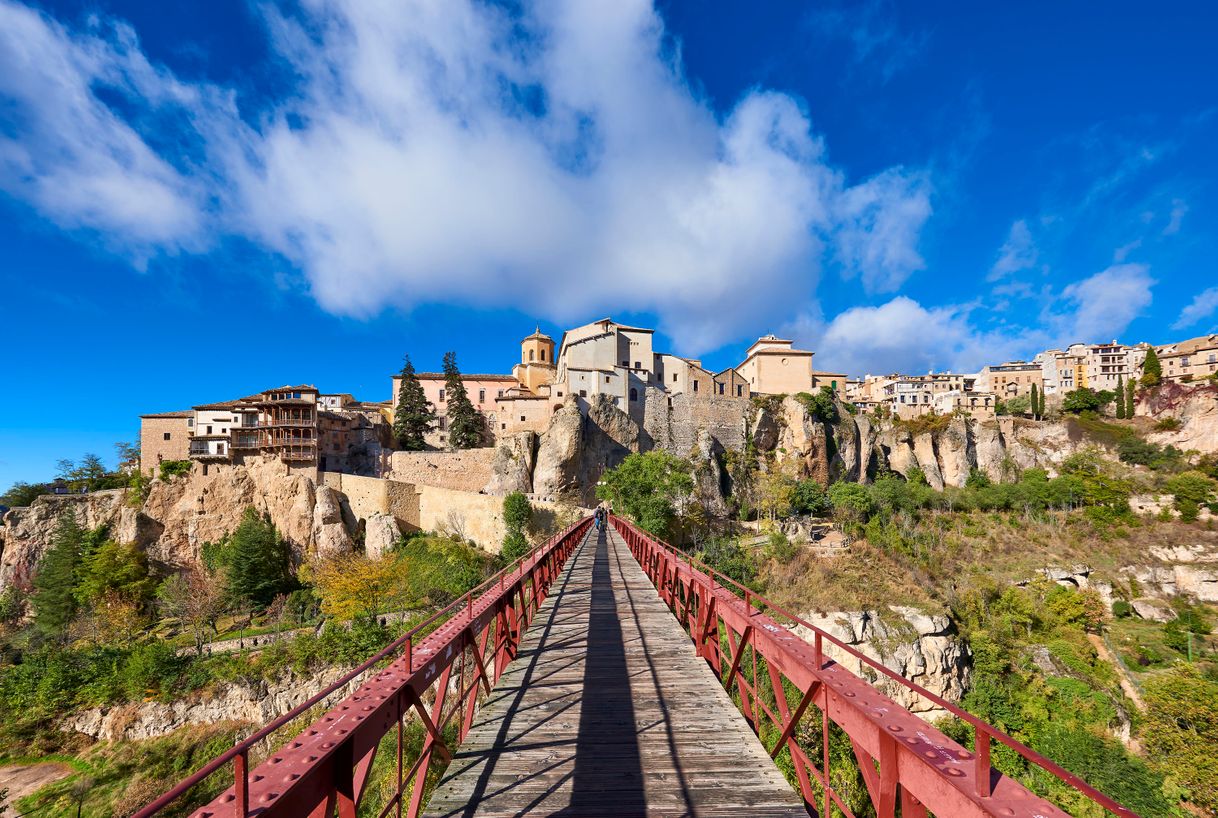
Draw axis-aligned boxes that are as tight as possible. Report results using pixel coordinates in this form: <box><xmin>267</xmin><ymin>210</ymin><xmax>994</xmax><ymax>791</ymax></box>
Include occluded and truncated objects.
<box><xmin>629</xmin><ymin>387</ymin><xmax>638</xmax><ymax>402</ymax></box>
<box><xmin>529</xmin><ymin>349</ymin><xmax>535</xmax><ymax>362</ymax></box>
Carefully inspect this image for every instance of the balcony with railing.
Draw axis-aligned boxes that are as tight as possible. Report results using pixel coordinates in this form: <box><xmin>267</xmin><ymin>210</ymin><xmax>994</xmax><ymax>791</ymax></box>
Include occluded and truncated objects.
<box><xmin>188</xmin><ymin>441</ymin><xmax>228</xmax><ymax>459</ymax></box>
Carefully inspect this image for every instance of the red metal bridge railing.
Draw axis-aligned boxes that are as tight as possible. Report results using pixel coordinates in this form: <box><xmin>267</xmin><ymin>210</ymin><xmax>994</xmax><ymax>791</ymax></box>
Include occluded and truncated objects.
<box><xmin>135</xmin><ymin>517</ymin><xmax>593</xmax><ymax>818</ymax></box>
<box><xmin>611</xmin><ymin>514</ymin><xmax>1137</xmax><ymax>818</ymax></box>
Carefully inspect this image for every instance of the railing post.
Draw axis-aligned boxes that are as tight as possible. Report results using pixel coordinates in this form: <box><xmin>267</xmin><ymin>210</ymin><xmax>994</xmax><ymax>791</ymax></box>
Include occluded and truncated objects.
<box><xmin>407</xmin><ymin>634</ymin><xmax>413</xmax><ymax>674</ymax></box>
<box><xmin>234</xmin><ymin>748</ymin><xmax>249</xmax><ymax>817</ymax></box>
<box><xmin>975</xmin><ymin>725</ymin><xmax>991</xmax><ymax>798</ymax></box>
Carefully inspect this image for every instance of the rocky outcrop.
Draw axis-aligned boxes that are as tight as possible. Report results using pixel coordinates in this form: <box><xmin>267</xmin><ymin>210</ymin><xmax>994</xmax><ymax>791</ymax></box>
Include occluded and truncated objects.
<box><xmin>142</xmin><ymin>458</ymin><xmax>355</xmax><ymax>568</ymax></box>
<box><xmin>0</xmin><ymin>489</ymin><xmax>128</xmax><ymax>591</ymax></box>
<box><xmin>1144</xmin><ymin>384</ymin><xmax>1218</xmax><ymax>454</ymax></box>
<box><xmin>577</xmin><ymin>396</ymin><xmax>639</xmax><ymax>503</ymax></box>
<box><xmin>483</xmin><ymin>432</ymin><xmax>537</xmax><ymax>496</ymax></box>
<box><xmin>792</xmin><ymin>606</ymin><xmax>970</xmax><ymax>718</ymax></box>
<box><xmin>61</xmin><ymin>665</ymin><xmax>353</xmax><ymax>742</ymax></box>
<box><xmin>533</xmin><ymin>399</ymin><xmax>585</xmax><ymax>500</ymax></box>
<box><xmin>689</xmin><ymin>430</ymin><xmax>729</xmax><ymax>517</ymax></box>
<box><xmin>1126</xmin><ymin>543</ymin><xmax>1218</xmax><ymax>603</ymax></box>
<box><xmin>363</xmin><ymin>512</ymin><xmax>402</xmax><ymax>560</ymax></box>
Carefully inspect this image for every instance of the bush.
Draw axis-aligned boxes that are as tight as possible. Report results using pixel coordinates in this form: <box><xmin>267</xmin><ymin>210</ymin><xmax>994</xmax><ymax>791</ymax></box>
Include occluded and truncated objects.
<box><xmin>1062</xmin><ymin>388</ymin><xmax>1104</xmax><ymax>414</ymax></box>
<box><xmin>763</xmin><ymin>532</ymin><xmax>798</xmax><ymax>562</ymax></box>
<box><xmin>158</xmin><ymin>460</ymin><xmax>191</xmax><ymax>480</ymax></box>
<box><xmin>828</xmin><ymin>482</ymin><xmax>874</xmax><ymax>523</ymax></box>
<box><xmin>1165</xmin><ymin>471</ymin><xmax>1217</xmax><ymax>520</ymax></box>
<box><xmin>794</xmin><ymin>387</ymin><xmax>838</xmax><ymax>424</ymax></box>
<box><xmin>1153</xmin><ymin>417</ymin><xmax>1181</xmax><ymax>431</ymax></box>
<box><xmin>1142</xmin><ymin>668</ymin><xmax>1218</xmax><ymax>812</ymax></box>
<box><xmin>1111</xmin><ymin>600</ymin><xmax>1132</xmax><ymax>618</ymax></box>
<box><xmin>791</xmin><ymin>480</ymin><xmax>831</xmax><ymax>516</ymax></box>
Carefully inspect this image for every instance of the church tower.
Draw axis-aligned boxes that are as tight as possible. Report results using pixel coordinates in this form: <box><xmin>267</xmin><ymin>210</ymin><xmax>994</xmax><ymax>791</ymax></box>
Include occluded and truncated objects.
<box><xmin>514</xmin><ymin>327</ymin><xmax>556</xmax><ymax>394</ymax></box>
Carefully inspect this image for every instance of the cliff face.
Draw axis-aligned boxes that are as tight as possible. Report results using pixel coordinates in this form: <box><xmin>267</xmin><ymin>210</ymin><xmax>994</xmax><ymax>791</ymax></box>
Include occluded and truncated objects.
<box><xmin>0</xmin><ymin>458</ymin><xmax>356</xmax><ymax>594</ymax></box>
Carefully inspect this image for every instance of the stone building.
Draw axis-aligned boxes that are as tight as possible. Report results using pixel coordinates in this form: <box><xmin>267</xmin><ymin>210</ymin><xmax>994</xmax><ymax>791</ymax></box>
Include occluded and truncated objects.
<box><xmin>976</xmin><ymin>361</ymin><xmax>1044</xmax><ymax>400</ymax></box>
<box><xmin>389</xmin><ymin>372</ymin><xmax>517</xmax><ymax>448</ymax></box>
<box><xmin>138</xmin><ymin>411</ymin><xmax>193</xmax><ymax>475</ymax></box>
<box><xmin>1155</xmin><ymin>334</ymin><xmax>1218</xmax><ymax>383</ymax></box>
<box><xmin>1034</xmin><ymin>342</ymin><xmax>1147</xmax><ymax>394</ymax></box>
<box><xmin>186</xmin><ymin>385</ymin><xmax>321</xmax><ymax>476</ymax></box>
<box><xmin>735</xmin><ymin>335</ymin><xmax>816</xmax><ymax>395</ymax></box>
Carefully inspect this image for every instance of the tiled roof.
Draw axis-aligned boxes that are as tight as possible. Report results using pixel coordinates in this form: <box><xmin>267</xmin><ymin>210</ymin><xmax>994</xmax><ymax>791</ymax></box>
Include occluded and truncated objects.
<box><xmin>139</xmin><ymin>410</ymin><xmax>192</xmax><ymax>419</ymax></box>
<box><xmin>401</xmin><ymin>372</ymin><xmax>519</xmax><ymax>382</ymax></box>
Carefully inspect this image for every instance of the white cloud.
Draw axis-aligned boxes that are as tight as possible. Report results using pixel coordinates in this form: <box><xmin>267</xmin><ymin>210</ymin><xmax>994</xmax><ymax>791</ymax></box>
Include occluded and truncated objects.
<box><xmin>0</xmin><ymin>0</ymin><xmax>932</xmax><ymax>353</ymax></box>
<box><xmin>988</xmin><ymin>219</ymin><xmax>1038</xmax><ymax>280</ymax></box>
<box><xmin>1053</xmin><ymin>263</ymin><xmax>1153</xmax><ymax>343</ymax></box>
<box><xmin>1174</xmin><ymin>286</ymin><xmax>1218</xmax><ymax>331</ymax></box>
<box><xmin>1162</xmin><ymin>198</ymin><xmax>1188</xmax><ymax>235</ymax></box>
<box><xmin>802</xmin><ymin>264</ymin><xmax>1154</xmax><ymax>376</ymax></box>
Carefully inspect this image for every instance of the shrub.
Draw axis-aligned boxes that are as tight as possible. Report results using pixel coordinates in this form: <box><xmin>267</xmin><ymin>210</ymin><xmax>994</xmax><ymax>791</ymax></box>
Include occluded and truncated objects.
<box><xmin>791</xmin><ymin>479</ymin><xmax>831</xmax><ymax>516</ymax></box>
<box><xmin>158</xmin><ymin>460</ymin><xmax>191</xmax><ymax>480</ymax></box>
<box><xmin>1062</xmin><ymin>388</ymin><xmax>1103</xmax><ymax>414</ymax></box>
<box><xmin>1153</xmin><ymin>417</ymin><xmax>1181</xmax><ymax>431</ymax></box>
<box><xmin>1111</xmin><ymin>600</ymin><xmax>1132</xmax><ymax>618</ymax></box>
<box><xmin>794</xmin><ymin>387</ymin><xmax>838</xmax><ymax>424</ymax></box>
<box><xmin>828</xmin><ymin>482</ymin><xmax>874</xmax><ymax>523</ymax></box>
<box><xmin>597</xmin><ymin>451</ymin><xmax>694</xmax><ymax>540</ymax></box>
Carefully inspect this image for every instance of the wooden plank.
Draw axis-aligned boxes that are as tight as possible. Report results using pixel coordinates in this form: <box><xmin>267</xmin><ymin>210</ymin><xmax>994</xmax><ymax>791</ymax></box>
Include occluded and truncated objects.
<box><xmin>422</xmin><ymin>527</ymin><xmax>807</xmax><ymax>818</ymax></box>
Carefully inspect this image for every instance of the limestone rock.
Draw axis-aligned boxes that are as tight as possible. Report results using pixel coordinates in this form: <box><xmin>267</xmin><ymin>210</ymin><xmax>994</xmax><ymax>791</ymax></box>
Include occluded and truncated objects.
<box><xmin>911</xmin><ymin>433</ymin><xmax>945</xmax><ymax>490</ymax></box>
<box><xmin>937</xmin><ymin>418</ymin><xmax>973</xmax><ymax>488</ymax></box>
<box><xmin>792</xmin><ymin>607</ymin><xmax>970</xmax><ymax>718</ymax></box>
<box><xmin>533</xmin><ymin>398</ymin><xmax>584</xmax><ymax>500</ymax></box>
<box><xmin>364</xmin><ymin>512</ymin><xmax>402</xmax><ymax>560</ymax></box>
<box><xmin>1131</xmin><ymin>599</ymin><xmax>1174</xmax><ymax>623</ymax></box>
<box><xmin>752</xmin><ymin>402</ymin><xmax>781</xmax><ymax>452</ymax></box>
<box><xmin>483</xmin><ymin>432</ymin><xmax>537</xmax><ymax>496</ymax></box>
<box><xmin>312</xmin><ymin>486</ymin><xmax>355</xmax><ymax>558</ymax></box>
<box><xmin>578</xmin><ymin>395</ymin><xmax>639</xmax><ymax>503</ymax></box>
<box><xmin>0</xmin><ymin>489</ymin><xmax>127</xmax><ymax>592</ymax></box>
<box><xmin>689</xmin><ymin>429</ymin><xmax>729</xmax><ymax>518</ymax></box>
<box><xmin>972</xmin><ymin>422</ymin><xmax>1007</xmax><ymax>482</ymax></box>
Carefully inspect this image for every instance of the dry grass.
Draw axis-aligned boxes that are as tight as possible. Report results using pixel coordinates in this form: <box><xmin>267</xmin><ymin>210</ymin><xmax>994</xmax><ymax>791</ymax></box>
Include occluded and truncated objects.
<box><xmin>760</xmin><ymin>511</ymin><xmax>1218</xmax><ymax>616</ymax></box>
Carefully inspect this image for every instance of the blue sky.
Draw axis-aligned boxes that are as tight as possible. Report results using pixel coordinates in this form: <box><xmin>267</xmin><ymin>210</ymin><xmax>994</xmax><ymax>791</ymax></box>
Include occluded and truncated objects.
<box><xmin>1</xmin><ymin>0</ymin><xmax>1216</xmax><ymax>488</ymax></box>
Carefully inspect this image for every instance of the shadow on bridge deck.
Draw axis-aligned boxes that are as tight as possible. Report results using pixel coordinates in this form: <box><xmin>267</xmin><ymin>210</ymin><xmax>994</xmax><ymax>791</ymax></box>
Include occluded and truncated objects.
<box><xmin>422</xmin><ymin>526</ymin><xmax>807</xmax><ymax>818</ymax></box>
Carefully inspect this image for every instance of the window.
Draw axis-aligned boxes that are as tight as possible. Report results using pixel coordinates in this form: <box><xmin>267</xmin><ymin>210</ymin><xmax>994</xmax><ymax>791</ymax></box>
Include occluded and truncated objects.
<box><xmin>605</xmin><ymin>376</ymin><xmax>611</xmax><ymax>384</ymax></box>
<box><xmin>673</xmin><ymin>373</ymin><xmax>678</xmax><ymax>383</ymax></box>
<box><xmin>579</xmin><ymin>390</ymin><xmax>587</xmax><ymax>397</ymax></box>
<box><xmin>629</xmin><ymin>388</ymin><xmax>638</xmax><ymax>401</ymax></box>
<box><xmin>541</xmin><ymin>349</ymin><xmax>547</xmax><ymax>362</ymax></box>
<box><xmin>218</xmin><ymin>443</ymin><xmax>225</xmax><ymax>454</ymax></box>
<box><xmin>440</xmin><ymin>417</ymin><xmax>448</xmax><ymax>430</ymax></box>
<box><xmin>187</xmin><ymin>418</ymin><xmax>194</xmax><ymax>427</ymax></box>
<box><xmin>831</xmin><ymin>380</ymin><xmax>838</xmax><ymax>390</ymax></box>
<box><xmin>439</xmin><ymin>388</ymin><xmax>445</xmax><ymax>402</ymax></box>
<box><xmin>634</xmin><ymin>361</ymin><xmax>641</xmax><ymax>369</ymax></box>
<box><xmin>529</xmin><ymin>350</ymin><xmax>535</xmax><ymax>361</ymax></box>
<box><xmin>498</xmin><ymin>389</ymin><xmax>504</xmax><ymax>397</ymax></box>
<box><xmin>692</xmin><ymin>380</ymin><xmax>698</xmax><ymax>393</ymax></box>
<box><xmin>206</xmin><ymin>425</ymin><xmax>213</xmax><ymax>434</ymax></box>
<box><xmin>557</xmin><ymin>391</ymin><xmax>563</xmax><ymax>397</ymax></box>
<box><xmin>622</xmin><ymin>360</ymin><xmax>629</xmax><ymax>366</ymax></box>
<box><xmin>717</xmin><ymin>382</ymin><xmax>724</xmax><ymax>395</ymax></box>
<box><xmin>520</xmin><ymin>415</ymin><xmax>526</xmax><ymax>422</ymax></box>
<box><xmin>440</xmin><ymin>435</ymin><xmax>446</xmax><ymax>442</ymax></box>
<box><xmin>737</xmin><ymin>385</ymin><xmax>743</xmax><ymax>397</ymax></box>
<box><xmin>502</xmin><ymin>423</ymin><xmax>507</xmax><ymax>430</ymax></box>
<box><xmin>163</xmin><ymin>432</ymin><xmax>171</xmax><ymax>440</ymax></box>
<box><xmin>479</xmin><ymin>389</ymin><xmax>486</xmax><ymax>403</ymax></box>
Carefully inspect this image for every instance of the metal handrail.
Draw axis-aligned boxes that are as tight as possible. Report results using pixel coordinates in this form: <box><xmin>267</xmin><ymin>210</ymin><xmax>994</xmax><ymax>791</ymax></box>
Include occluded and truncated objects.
<box><xmin>611</xmin><ymin>514</ymin><xmax>1136</xmax><ymax>818</ymax></box>
<box><xmin>134</xmin><ymin>518</ymin><xmax>591</xmax><ymax>817</ymax></box>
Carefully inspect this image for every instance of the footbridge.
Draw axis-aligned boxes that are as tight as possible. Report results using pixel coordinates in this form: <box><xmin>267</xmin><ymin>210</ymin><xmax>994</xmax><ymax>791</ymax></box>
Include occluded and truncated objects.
<box><xmin>136</xmin><ymin>516</ymin><xmax>1135</xmax><ymax>818</ymax></box>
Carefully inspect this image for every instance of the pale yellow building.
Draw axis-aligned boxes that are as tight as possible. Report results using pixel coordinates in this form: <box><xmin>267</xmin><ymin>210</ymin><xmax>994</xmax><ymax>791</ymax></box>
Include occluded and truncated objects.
<box><xmin>811</xmin><ymin>371</ymin><xmax>847</xmax><ymax>397</ymax></box>
<box><xmin>513</xmin><ymin>328</ymin><xmax>557</xmax><ymax>394</ymax></box>
<box><xmin>736</xmin><ymin>335</ymin><xmax>815</xmax><ymax>395</ymax></box>
<box><xmin>1156</xmin><ymin>334</ymin><xmax>1218</xmax><ymax>383</ymax></box>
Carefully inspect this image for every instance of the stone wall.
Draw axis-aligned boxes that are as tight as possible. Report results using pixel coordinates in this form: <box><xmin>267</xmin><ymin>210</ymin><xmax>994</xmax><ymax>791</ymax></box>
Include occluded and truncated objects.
<box><xmin>319</xmin><ymin>472</ymin><xmax>415</xmax><ymax>526</ymax></box>
<box><xmin>642</xmin><ymin>387</ymin><xmax>748</xmax><ymax>455</ymax></box>
<box><xmin>387</xmin><ymin>449</ymin><xmax>496</xmax><ymax>492</ymax></box>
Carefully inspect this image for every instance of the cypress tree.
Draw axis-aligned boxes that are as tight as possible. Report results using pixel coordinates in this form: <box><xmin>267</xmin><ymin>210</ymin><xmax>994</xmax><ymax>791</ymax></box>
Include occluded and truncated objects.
<box><xmin>30</xmin><ymin>510</ymin><xmax>86</xmax><ymax>636</ymax></box>
<box><xmin>1142</xmin><ymin>347</ymin><xmax>1162</xmax><ymax>387</ymax></box>
<box><xmin>443</xmin><ymin>351</ymin><xmax>484</xmax><ymax>449</ymax></box>
<box><xmin>1115</xmin><ymin>375</ymin><xmax>1126</xmax><ymax>419</ymax></box>
<box><xmin>1030</xmin><ymin>384</ymin><xmax>1040</xmax><ymax>420</ymax></box>
<box><xmin>1126</xmin><ymin>378</ymin><xmax>1137</xmax><ymax>418</ymax></box>
<box><xmin>1038</xmin><ymin>385</ymin><xmax>1047</xmax><ymax>418</ymax></box>
<box><xmin>393</xmin><ymin>355</ymin><xmax>436</xmax><ymax>451</ymax></box>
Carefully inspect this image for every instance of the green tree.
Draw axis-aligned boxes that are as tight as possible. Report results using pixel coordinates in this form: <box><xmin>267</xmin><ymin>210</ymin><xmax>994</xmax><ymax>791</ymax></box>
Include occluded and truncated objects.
<box><xmin>1062</xmin><ymin>388</ymin><xmax>1103</xmax><ymax>414</ymax></box>
<box><xmin>1030</xmin><ymin>384</ymin><xmax>1040</xmax><ymax>420</ymax></box>
<box><xmin>1114</xmin><ymin>376</ymin><xmax>1125</xmax><ymax>419</ymax></box>
<box><xmin>443</xmin><ymin>351</ymin><xmax>484</xmax><ymax>449</ymax></box>
<box><xmin>0</xmin><ymin>481</ymin><xmax>46</xmax><ymax>508</ymax></box>
<box><xmin>794</xmin><ymin>387</ymin><xmax>838</xmax><ymax>423</ymax></box>
<box><xmin>213</xmin><ymin>509</ymin><xmax>295</xmax><ymax>608</ymax></box>
<box><xmin>501</xmin><ymin>492</ymin><xmax>533</xmax><ymax>564</ymax></box>
<box><xmin>1124</xmin><ymin>377</ymin><xmax>1136</xmax><ymax>418</ymax></box>
<box><xmin>75</xmin><ymin>539</ymin><xmax>155</xmax><ymax>611</ymax></box>
<box><xmin>1141</xmin><ymin>347</ymin><xmax>1162</xmax><ymax>387</ymax></box>
<box><xmin>597</xmin><ymin>451</ymin><xmax>694</xmax><ymax>539</ymax></box>
<box><xmin>791</xmin><ymin>479</ymin><xmax>831</xmax><ymax>516</ymax></box>
<box><xmin>827</xmin><ymin>481</ymin><xmax>873</xmax><ymax>523</ymax></box>
<box><xmin>393</xmin><ymin>355</ymin><xmax>435</xmax><ymax>451</ymax></box>
<box><xmin>30</xmin><ymin>511</ymin><xmax>87</xmax><ymax>636</ymax></box>
<box><xmin>1142</xmin><ymin>668</ymin><xmax>1218</xmax><ymax>812</ymax></box>
<box><xmin>1165</xmin><ymin>470</ymin><xmax>1217</xmax><ymax>522</ymax></box>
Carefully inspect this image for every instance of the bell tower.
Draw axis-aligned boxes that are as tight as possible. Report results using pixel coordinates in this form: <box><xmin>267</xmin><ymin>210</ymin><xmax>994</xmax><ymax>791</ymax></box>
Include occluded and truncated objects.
<box><xmin>514</xmin><ymin>327</ymin><xmax>556</xmax><ymax>394</ymax></box>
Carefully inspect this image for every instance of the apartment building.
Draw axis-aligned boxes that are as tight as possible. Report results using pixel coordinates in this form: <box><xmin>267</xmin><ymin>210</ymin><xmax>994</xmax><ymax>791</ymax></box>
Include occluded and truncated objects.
<box><xmin>1155</xmin><ymin>334</ymin><xmax>1218</xmax><ymax>382</ymax></box>
<box><xmin>187</xmin><ymin>385</ymin><xmax>320</xmax><ymax>473</ymax></box>
<box><xmin>976</xmin><ymin>361</ymin><xmax>1044</xmax><ymax>399</ymax></box>
<box><xmin>1035</xmin><ymin>342</ymin><xmax>1146</xmax><ymax>394</ymax></box>
<box><xmin>389</xmin><ymin>372</ymin><xmax>517</xmax><ymax>447</ymax></box>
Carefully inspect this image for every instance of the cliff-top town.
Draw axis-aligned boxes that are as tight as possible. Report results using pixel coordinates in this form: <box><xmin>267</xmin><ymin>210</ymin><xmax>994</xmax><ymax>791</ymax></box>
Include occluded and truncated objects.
<box><xmin>137</xmin><ymin>316</ymin><xmax>1218</xmax><ymax>480</ymax></box>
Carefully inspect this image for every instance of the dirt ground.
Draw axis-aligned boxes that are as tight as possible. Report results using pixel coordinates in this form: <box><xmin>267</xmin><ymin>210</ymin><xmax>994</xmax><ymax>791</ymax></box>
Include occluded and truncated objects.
<box><xmin>0</xmin><ymin>762</ymin><xmax>74</xmax><ymax>809</ymax></box>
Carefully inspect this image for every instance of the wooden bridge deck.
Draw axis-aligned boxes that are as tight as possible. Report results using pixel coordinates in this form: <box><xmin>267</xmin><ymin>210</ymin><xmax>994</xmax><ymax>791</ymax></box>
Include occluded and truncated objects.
<box><xmin>423</xmin><ymin>526</ymin><xmax>807</xmax><ymax>818</ymax></box>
